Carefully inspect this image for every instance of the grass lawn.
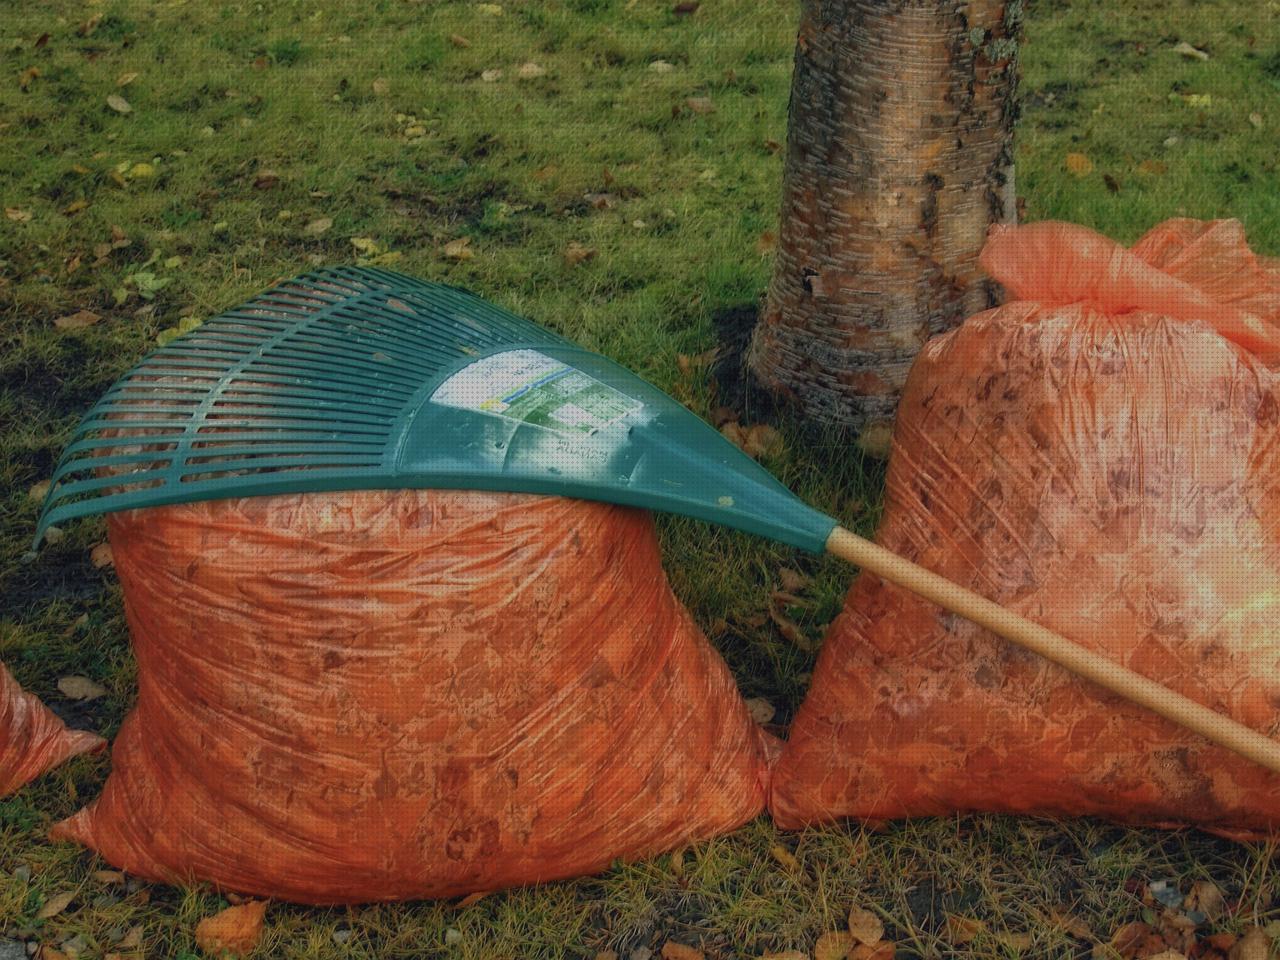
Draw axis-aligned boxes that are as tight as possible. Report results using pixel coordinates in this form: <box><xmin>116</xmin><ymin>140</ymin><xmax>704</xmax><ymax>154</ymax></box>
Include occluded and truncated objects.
<box><xmin>2</xmin><ymin>0</ymin><xmax>1279</xmax><ymax>957</ymax></box>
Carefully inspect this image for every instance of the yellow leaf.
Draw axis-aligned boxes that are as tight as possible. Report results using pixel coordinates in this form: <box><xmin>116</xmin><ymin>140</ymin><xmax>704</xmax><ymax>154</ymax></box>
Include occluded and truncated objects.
<box><xmin>815</xmin><ymin>930</ymin><xmax>855</xmax><ymax>960</ymax></box>
<box><xmin>117</xmin><ymin>71</ymin><xmax>139</xmax><ymax>86</ymax></box>
<box><xmin>848</xmin><ymin>906</ymin><xmax>884</xmax><ymax>946</ymax></box>
<box><xmin>58</xmin><ymin>675</ymin><xmax>108</xmax><ymax>701</ymax></box>
<box><xmin>37</xmin><ymin>890</ymin><xmax>77</xmax><ymax>919</ymax></box>
<box><xmin>563</xmin><ymin>242</ymin><xmax>596</xmax><ymax>267</ymax></box>
<box><xmin>128</xmin><ymin>162</ymin><xmax>156</xmax><ymax>179</ymax></box>
<box><xmin>90</xmin><ymin>541</ymin><xmax>115</xmax><ymax>568</ymax></box>
<box><xmin>303</xmin><ymin>217</ymin><xmax>333</xmax><ymax>236</ymax></box>
<box><xmin>517</xmin><ymin>62</ymin><xmax>547</xmax><ymax>79</ymax></box>
<box><xmin>769</xmin><ymin>844</ymin><xmax>800</xmax><ymax>871</ymax></box>
<box><xmin>195</xmin><ymin>901</ymin><xmax>268</xmax><ymax>958</ymax></box>
<box><xmin>444</xmin><ymin>237</ymin><xmax>474</xmax><ymax>260</ymax></box>
<box><xmin>62</xmin><ymin>199</ymin><xmax>90</xmax><ymax>215</ymax></box>
<box><xmin>350</xmin><ymin>237</ymin><xmax>380</xmax><ymax>254</ymax></box>
<box><xmin>28</xmin><ymin>479</ymin><xmax>51</xmax><ymax>501</ymax></box>
<box><xmin>106</xmin><ymin>93</ymin><xmax>132</xmax><ymax>114</ymax></box>
<box><xmin>1065</xmin><ymin>152</ymin><xmax>1093</xmax><ymax>176</ymax></box>
<box><xmin>54</xmin><ymin>310</ymin><xmax>102</xmax><ymax>330</ymax></box>
<box><xmin>5</xmin><ymin>207</ymin><xmax>33</xmax><ymax>222</ymax></box>
<box><xmin>476</xmin><ymin>3</ymin><xmax>503</xmax><ymax>13</ymax></box>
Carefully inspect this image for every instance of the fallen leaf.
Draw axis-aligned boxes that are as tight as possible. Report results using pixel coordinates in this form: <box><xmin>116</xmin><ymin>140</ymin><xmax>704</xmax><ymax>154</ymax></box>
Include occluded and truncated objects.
<box><xmin>1138</xmin><ymin>159</ymin><xmax>1168</xmax><ymax>176</ymax></box>
<box><xmin>945</xmin><ymin>915</ymin><xmax>985</xmax><ymax>944</ymax></box>
<box><xmin>29</xmin><ymin>479</ymin><xmax>51</xmax><ymax>501</ymax></box>
<box><xmin>848</xmin><ymin>906</ymin><xmax>884</xmax><ymax>946</ymax></box>
<box><xmin>762</xmin><ymin>953</ymin><xmax>807</xmax><ymax>960</ymax></box>
<box><xmin>517</xmin><ymin>62</ymin><xmax>546</xmax><ymax>79</ymax></box>
<box><xmin>481</xmin><ymin>68</ymin><xmax>503</xmax><ymax>82</ymax></box>
<box><xmin>1173</xmin><ymin>41</ymin><xmax>1210</xmax><ymax>61</ymax></box>
<box><xmin>995</xmin><ymin>932</ymin><xmax>1033</xmax><ymax>951</ymax></box>
<box><xmin>778</xmin><ymin>568</ymin><xmax>810</xmax><ymax>593</ymax></box>
<box><xmin>1230</xmin><ymin>927</ymin><xmax>1269</xmax><ymax>960</ymax></box>
<box><xmin>851</xmin><ymin>944</ymin><xmax>895</xmax><ymax>960</ymax></box>
<box><xmin>1047</xmin><ymin>907</ymin><xmax>1092</xmax><ymax>940</ymax></box>
<box><xmin>770</xmin><ymin>844</ymin><xmax>801</xmax><ymax>871</ymax></box>
<box><xmin>6</xmin><ymin>207</ymin><xmax>33</xmax><ymax>222</ymax></box>
<box><xmin>815</xmin><ymin>930</ymin><xmax>855</xmax><ymax>960</ymax></box>
<box><xmin>756</xmin><ymin>230</ymin><xmax>777</xmax><ymax>255</ymax></box>
<box><xmin>673</xmin><ymin>1</ymin><xmax>700</xmax><ymax>13</ymax></box>
<box><xmin>41</xmin><ymin>949</ymin><xmax>70</xmax><ymax>960</ymax></box>
<box><xmin>92</xmin><ymin>541</ymin><xmax>115</xmax><ymax>569</ymax></box>
<box><xmin>93</xmin><ymin>870</ymin><xmax>126</xmax><ymax>884</ymax></box>
<box><xmin>1103</xmin><ymin>173</ymin><xmax>1121</xmax><ymax>193</ymax></box>
<box><xmin>1065</xmin><ymin>152</ymin><xmax>1093</xmax><ymax>176</ymax></box>
<box><xmin>253</xmin><ymin>170</ymin><xmax>280</xmax><ymax>190</ymax></box>
<box><xmin>1185</xmin><ymin>880</ymin><xmax>1225</xmax><ymax>921</ymax></box>
<box><xmin>649</xmin><ymin>60</ymin><xmax>675</xmax><ymax>73</ymax></box>
<box><xmin>661</xmin><ymin>944</ymin><xmax>704</xmax><ymax>960</ymax></box>
<box><xmin>444</xmin><ymin>237</ymin><xmax>474</xmax><ymax>260</ymax></box>
<box><xmin>118</xmin><ymin>925</ymin><xmax>144</xmax><ymax>949</ymax></box>
<box><xmin>476</xmin><ymin>2</ymin><xmax>503</xmax><ymax>12</ymax></box>
<box><xmin>564</xmin><ymin>243</ymin><xmax>596</xmax><ymax>267</ymax></box>
<box><xmin>117</xmin><ymin>72</ymin><xmax>139</xmax><ymax>87</ymax></box>
<box><xmin>195</xmin><ymin>901</ymin><xmax>268</xmax><ymax>958</ymax></box>
<box><xmin>711</xmin><ymin>405</ymin><xmax>738</xmax><ymax>427</ymax></box>
<box><xmin>62</xmin><ymin>199</ymin><xmax>90</xmax><ymax>216</ymax></box>
<box><xmin>453</xmin><ymin>891</ymin><xmax>488</xmax><ymax>909</ymax></box>
<box><xmin>303</xmin><ymin>217</ymin><xmax>333</xmax><ymax>236</ymax></box>
<box><xmin>35</xmin><ymin>32</ymin><xmax>50</xmax><ymax>47</ymax></box>
<box><xmin>686</xmin><ymin>96</ymin><xmax>715</xmax><ymax>114</ymax></box>
<box><xmin>450</xmin><ymin>34</ymin><xmax>471</xmax><ymax>48</ymax></box>
<box><xmin>1248</xmin><ymin>112</ymin><xmax>1263</xmax><ymax>129</ymax></box>
<box><xmin>1109</xmin><ymin>922</ymin><xmax>1160</xmax><ymax>960</ymax></box>
<box><xmin>371</xmin><ymin>77</ymin><xmax>390</xmax><ymax>95</ymax></box>
<box><xmin>37</xmin><ymin>891</ymin><xmax>77</xmax><ymax>919</ymax></box>
<box><xmin>78</xmin><ymin>13</ymin><xmax>103</xmax><ymax>35</ymax></box>
<box><xmin>764</xmin><ymin>138</ymin><xmax>782</xmax><ymax>153</ymax></box>
<box><xmin>58</xmin><ymin>675</ymin><xmax>108</xmax><ymax>701</ymax></box>
<box><xmin>350</xmin><ymin>236</ymin><xmax>380</xmax><ymax>254</ymax></box>
<box><xmin>106</xmin><ymin>94</ymin><xmax>132</xmax><ymax>114</ymax></box>
<box><xmin>742</xmin><ymin>424</ymin><xmax>782</xmax><ymax>459</ymax></box>
<box><xmin>19</xmin><ymin>66</ymin><xmax>40</xmax><ymax>90</ymax></box>
<box><xmin>54</xmin><ymin>310</ymin><xmax>101</xmax><ymax>330</ymax></box>
<box><xmin>745</xmin><ymin>697</ymin><xmax>775</xmax><ymax>724</ymax></box>
<box><xmin>769</xmin><ymin>604</ymin><xmax>811</xmax><ymax>649</ymax></box>
<box><xmin>127</xmin><ymin>162</ymin><xmax>155</xmax><ymax>179</ymax></box>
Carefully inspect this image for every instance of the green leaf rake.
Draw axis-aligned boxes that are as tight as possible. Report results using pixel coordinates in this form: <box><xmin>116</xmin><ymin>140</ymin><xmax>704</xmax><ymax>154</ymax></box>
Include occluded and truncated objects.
<box><xmin>34</xmin><ymin>267</ymin><xmax>1280</xmax><ymax>776</ymax></box>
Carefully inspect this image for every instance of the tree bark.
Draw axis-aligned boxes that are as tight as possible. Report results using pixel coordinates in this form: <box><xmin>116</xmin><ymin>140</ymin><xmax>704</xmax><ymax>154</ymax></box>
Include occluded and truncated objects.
<box><xmin>749</xmin><ymin>0</ymin><xmax>1022</xmax><ymax>454</ymax></box>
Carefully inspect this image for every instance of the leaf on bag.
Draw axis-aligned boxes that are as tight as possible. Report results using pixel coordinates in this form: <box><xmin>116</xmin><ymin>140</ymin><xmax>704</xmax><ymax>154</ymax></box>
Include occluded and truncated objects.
<box><xmin>37</xmin><ymin>890</ymin><xmax>77</xmax><ymax>919</ymax></box>
<box><xmin>686</xmin><ymin>96</ymin><xmax>715</xmax><ymax>114</ymax></box>
<box><xmin>195</xmin><ymin>900</ymin><xmax>268</xmax><ymax>958</ymax></box>
<box><xmin>848</xmin><ymin>906</ymin><xmax>884</xmax><ymax>946</ymax></box>
<box><xmin>54</xmin><ymin>310</ymin><xmax>101</xmax><ymax>330</ymax></box>
<box><xmin>444</xmin><ymin>237</ymin><xmax>474</xmax><ymax>260</ymax></box>
<box><xmin>770</xmin><ymin>844</ymin><xmax>801</xmax><ymax>872</ymax></box>
<box><xmin>6</xmin><ymin>207</ymin><xmax>33</xmax><ymax>221</ymax></box>
<box><xmin>58</xmin><ymin>675</ymin><xmax>108</xmax><ymax>701</ymax></box>
<box><xmin>106</xmin><ymin>94</ymin><xmax>132</xmax><ymax>114</ymax></box>
<box><xmin>660</xmin><ymin>944</ymin><xmax>704</xmax><ymax>960</ymax></box>
<box><xmin>517</xmin><ymin>62</ymin><xmax>546</xmax><ymax>79</ymax></box>
<box><xmin>564</xmin><ymin>243</ymin><xmax>596</xmax><ymax>267</ymax></box>
<box><xmin>745</xmin><ymin>697</ymin><xmax>775</xmax><ymax>724</ymax></box>
<box><xmin>1173</xmin><ymin>41</ymin><xmax>1210</xmax><ymax>61</ymax></box>
<box><xmin>303</xmin><ymin>217</ymin><xmax>333</xmax><ymax>236</ymax></box>
<box><xmin>1065</xmin><ymin>152</ymin><xmax>1093</xmax><ymax>176</ymax></box>
<box><xmin>945</xmin><ymin>914</ymin><xmax>985</xmax><ymax>944</ymax></box>
<box><xmin>814</xmin><ymin>930</ymin><xmax>855</xmax><ymax>960</ymax></box>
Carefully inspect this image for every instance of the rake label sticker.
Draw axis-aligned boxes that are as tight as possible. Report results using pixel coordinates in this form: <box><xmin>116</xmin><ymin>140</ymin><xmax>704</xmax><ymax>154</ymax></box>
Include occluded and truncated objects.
<box><xmin>431</xmin><ymin>349</ymin><xmax>641</xmax><ymax>435</ymax></box>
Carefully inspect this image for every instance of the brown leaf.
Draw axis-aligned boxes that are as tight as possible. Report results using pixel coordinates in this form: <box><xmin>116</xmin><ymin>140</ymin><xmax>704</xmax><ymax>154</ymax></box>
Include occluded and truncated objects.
<box><xmin>6</xmin><ymin>207</ymin><xmax>33</xmax><ymax>222</ymax></box>
<box><xmin>37</xmin><ymin>890</ymin><xmax>77</xmax><ymax>919</ymax></box>
<box><xmin>303</xmin><ymin>217</ymin><xmax>333</xmax><ymax>236</ymax></box>
<box><xmin>778</xmin><ymin>567</ymin><xmax>811</xmax><ymax>593</ymax></box>
<box><xmin>564</xmin><ymin>243</ymin><xmax>596</xmax><ymax>267</ymax></box>
<box><xmin>19</xmin><ymin>66</ymin><xmax>41</xmax><ymax>91</ymax></box>
<box><xmin>453</xmin><ymin>891</ymin><xmax>488</xmax><ymax>909</ymax></box>
<box><xmin>661</xmin><ymin>944</ymin><xmax>704</xmax><ymax>960</ymax></box>
<box><xmin>58</xmin><ymin>675</ymin><xmax>108</xmax><ymax>701</ymax></box>
<box><xmin>371</xmin><ymin>77</ymin><xmax>390</xmax><ymax>95</ymax></box>
<box><xmin>118</xmin><ymin>925</ymin><xmax>144</xmax><ymax>949</ymax></box>
<box><xmin>945</xmin><ymin>915</ymin><xmax>985</xmax><ymax>944</ymax></box>
<box><xmin>770</xmin><ymin>844</ymin><xmax>801</xmax><ymax>872</ymax></box>
<box><xmin>1185</xmin><ymin>880</ymin><xmax>1225</xmax><ymax>921</ymax></box>
<box><xmin>1230</xmin><ymin>927</ymin><xmax>1269</xmax><ymax>960</ymax></box>
<box><xmin>106</xmin><ymin>93</ymin><xmax>132</xmax><ymax>114</ymax></box>
<box><xmin>815</xmin><ymin>930</ymin><xmax>855</xmax><ymax>960</ymax></box>
<box><xmin>517</xmin><ymin>62</ymin><xmax>546</xmax><ymax>79</ymax></box>
<box><xmin>92</xmin><ymin>870</ymin><xmax>126</xmax><ymax>885</ymax></box>
<box><xmin>54</xmin><ymin>310</ymin><xmax>101</xmax><ymax>330</ymax></box>
<box><xmin>90</xmin><ymin>542</ymin><xmax>114</xmax><ymax>569</ymax></box>
<box><xmin>686</xmin><ymin>96</ymin><xmax>715</xmax><ymax>115</ymax></box>
<box><xmin>35</xmin><ymin>32</ymin><xmax>50</xmax><ymax>48</ymax></box>
<box><xmin>769</xmin><ymin>606</ymin><xmax>811</xmax><ymax>650</ymax></box>
<box><xmin>195</xmin><ymin>901</ymin><xmax>268</xmax><ymax>958</ymax></box>
<box><xmin>742</xmin><ymin>424</ymin><xmax>783</xmax><ymax>459</ymax></box>
<box><xmin>756</xmin><ymin>230</ymin><xmax>777</xmax><ymax>255</ymax></box>
<box><xmin>711</xmin><ymin>405</ymin><xmax>738</xmax><ymax>427</ymax></box>
<box><xmin>585</xmin><ymin>192</ymin><xmax>616</xmax><ymax>210</ymax></box>
<box><xmin>848</xmin><ymin>906</ymin><xmax>884</xmax><ymax>946</ymax></box>
<box><xmin>41</xmin><ymin>949</ymin><xmax>70</xmax><ymax>960</ymax></box>
<box><xmin>1065</xmin><ymin>152</ymin><xmax>1093</xmax><ymax>176</ymax></box>
<box><xmin>851</xmin><ymin>944</ymin><xmax>895</xmax><ymax>960</ymax></box>
<box><xmin>444</xmin><ymin>237</ymin><xmax>474</xmax><ymax>261</ymax></box>
<box><xmin>1047</xmin><ymin>907</ymin><xmax>1092</xmax><ymax>940</ymax></box>
<box><xmin>253</xmin><ymin>170</ymin><xmax>280</xmax><ymax>190</ymax></box>
<box><xmin>720</xmin><ymin>421</ymin><xmax>746</xmax><ymax>447</ymax></box>
<box><xmin>62</xmin><ymin>199</ymin><xmax>90</xmax><ymax>216</ymax></box>
<box><xmin>744</xmin><ymin>697</ymin><xmax>775</xmax><ymax>724</ymax></box>
<box><xmin>762</xmin><ymin>953</ymin><xmax>808</xmax><ymax>960</ymax></box>
<box><xmin>995</xmin><ymin>932</ymin><xmax>1033</xmax><ymax>951</ymax></box>
<box><xmin>79</xmin><ymin>13</ymin><xmax>103</xmax><ymax>36</ymax></box>
<box><xmin>117</xmin><ymin>72</ymin><xmax>139</xmax><ymax>87</ymax></box>
<box><xmin>764</xmin><ymin>138</ymin><xmax>782</xmax><ymax>153</ymax></box>
<box><xmin>1103</xmin><ymin>173</ymin><xmax>1121</xmax><ymax>193</ymax></box>
<box><xmin>1138</xmin><ymin>159</ymin><xmax>1168</xmax><ymax>176</ymax></box>
<box><xmin>449</xmin><ymin>34</ymin><xmax>471</xmax><ymax>48</ymax></box>
<box><xmin>1109</xmin><ymin>922</ymin><xmax>1159</xmax><ymax>960</ymax></box>
<box><xmin>672</xmin><ymin>1</ymin><xmax>699</xmax><ymax>13</ymax></box>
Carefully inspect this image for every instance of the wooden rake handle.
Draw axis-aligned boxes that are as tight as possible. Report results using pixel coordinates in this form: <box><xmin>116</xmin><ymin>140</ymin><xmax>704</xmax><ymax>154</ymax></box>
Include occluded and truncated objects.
<box><xmin>825</xmin><ymin>526</ymin><xmax>1280</xmax><ymax>776</ymax></box>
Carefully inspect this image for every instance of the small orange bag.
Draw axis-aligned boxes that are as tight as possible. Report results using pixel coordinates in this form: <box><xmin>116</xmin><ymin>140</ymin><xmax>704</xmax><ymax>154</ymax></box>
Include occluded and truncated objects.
<box><xmin>770</xmin><ymin>219</ymin><xmax>1280</xmax><ymax>836</ymax></box>
<box><xmin>1</xmin><ymin>663</ymin><xmax>103</xmax><ymax>796</ymax></box>
<box><xmin>53</xmin><ymin>490</ymin><xmax>774</xmax><ymax>903</ymax></box>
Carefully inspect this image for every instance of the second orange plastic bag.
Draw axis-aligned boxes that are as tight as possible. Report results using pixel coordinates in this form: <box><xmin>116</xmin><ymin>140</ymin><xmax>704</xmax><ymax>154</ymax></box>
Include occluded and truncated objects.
<box><xmin>1</xmin><ymin>663</ymin><xmax>104</xmax><ymax>796</ymax></box>
<box><xmin>54</xmin><ymin>490</ymin><xmax>775</xmax><ymax>903</ymax></box>
<box><xmin>770</xmin><ymin>219</ymin><xmax>1280</xmax><ymax>836</ymax></box>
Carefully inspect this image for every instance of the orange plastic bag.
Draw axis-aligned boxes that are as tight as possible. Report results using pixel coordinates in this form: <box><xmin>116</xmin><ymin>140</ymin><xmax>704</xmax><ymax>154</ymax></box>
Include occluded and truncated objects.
<box><xmin>770</xmin><ymin>219</ymin><xmax>1280</xmax><ymax>836</ymax></box>
<box><xmin>53</xmin><ymin>489</ymin><xmax>774</xmax><ymax>903</ymax></box>
<box><xmin>1</xmin><ymin>663</ymin><xmax>103</xmax><ymax>796</ymax></box>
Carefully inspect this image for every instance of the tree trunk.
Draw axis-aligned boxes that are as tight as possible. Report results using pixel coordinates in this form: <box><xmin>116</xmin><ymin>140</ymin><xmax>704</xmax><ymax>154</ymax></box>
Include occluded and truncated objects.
<box><xmin>749</xmin><ymin>0</ymin><xmax>1022</xmax><ymax>454</ymax></box>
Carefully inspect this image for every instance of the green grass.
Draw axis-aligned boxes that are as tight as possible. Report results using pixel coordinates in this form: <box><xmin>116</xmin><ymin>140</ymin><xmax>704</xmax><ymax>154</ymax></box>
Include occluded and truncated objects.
<box><xmin>2</xmin><ymin>0</ymin><xmax>1279</xmax><ymax>957</ymax></box>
